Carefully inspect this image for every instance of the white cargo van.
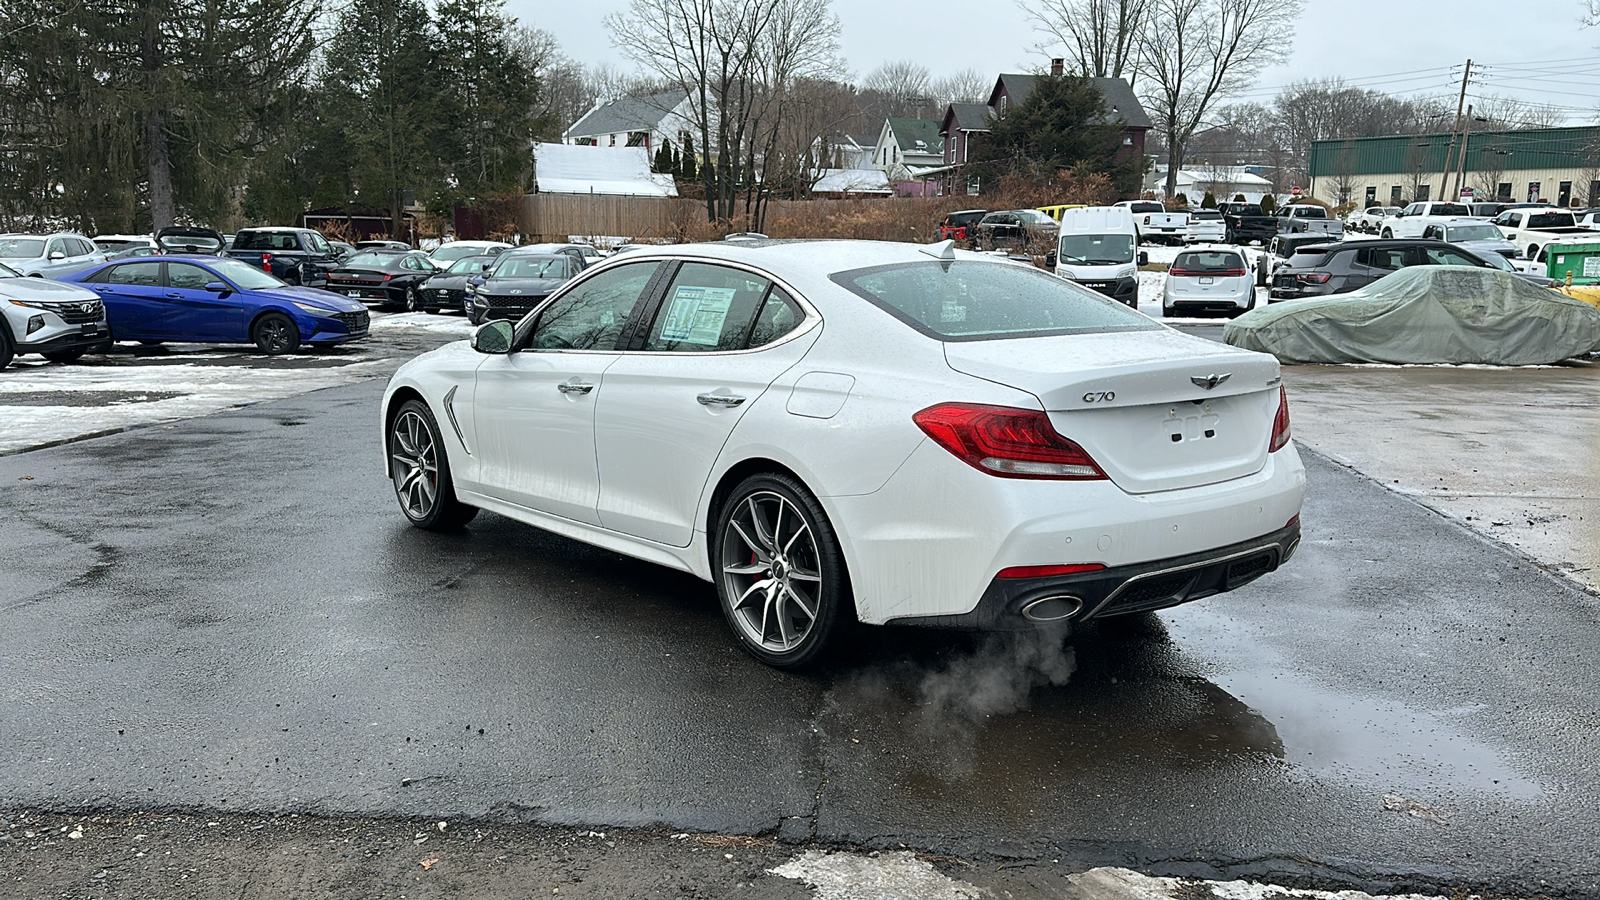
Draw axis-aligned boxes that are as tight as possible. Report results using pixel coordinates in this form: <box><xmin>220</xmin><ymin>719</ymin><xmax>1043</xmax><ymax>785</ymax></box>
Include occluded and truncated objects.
<box><xmin>1053</xmin><ymin>206</ymin><xmax>1147</xmax><ymax>307</ymax></box>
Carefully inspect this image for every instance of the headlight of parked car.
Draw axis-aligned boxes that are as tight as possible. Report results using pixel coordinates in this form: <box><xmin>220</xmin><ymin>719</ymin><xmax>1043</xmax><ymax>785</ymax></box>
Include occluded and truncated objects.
<box><xmin>292</xmin><ymin>301</ymin><xmax>341</xmax><ymax>316</ymax></box>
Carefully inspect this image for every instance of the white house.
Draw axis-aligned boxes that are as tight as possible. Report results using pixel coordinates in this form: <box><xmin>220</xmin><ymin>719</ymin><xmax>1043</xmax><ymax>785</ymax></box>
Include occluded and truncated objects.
<box><xmin>870</xmin><ymin>118</ymin><xmax>945</xmax><ymax>181</ymax></box>
<box><xmin>563</xmin><ymin>89</ymin><xmax>695</xmax><ymax>154</ymax></box>
<box><xmin>1148</xmin><ymin>165</ymin><xmax>1274</xmax><ymax>205</ymax></box>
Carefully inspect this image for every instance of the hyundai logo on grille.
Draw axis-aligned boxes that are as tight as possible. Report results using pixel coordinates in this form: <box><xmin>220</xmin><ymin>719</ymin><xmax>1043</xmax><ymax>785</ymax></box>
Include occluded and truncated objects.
<box><xmin>81</xmin><ymin>302</ymin><xmax>96</xmax><ymax>314</ymax></box>
<box><xmin>1191</xmin><ymin>373</ymin><xmax>1231</xmax><ymax>390</ymax></box>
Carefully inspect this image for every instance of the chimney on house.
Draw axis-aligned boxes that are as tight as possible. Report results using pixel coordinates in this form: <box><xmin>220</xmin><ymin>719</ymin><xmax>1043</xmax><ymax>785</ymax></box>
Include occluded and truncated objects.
<box><xmin>1051</xmin><ymin>58</ymin><xmax>1064</xmax><ymax>77</ymax></box>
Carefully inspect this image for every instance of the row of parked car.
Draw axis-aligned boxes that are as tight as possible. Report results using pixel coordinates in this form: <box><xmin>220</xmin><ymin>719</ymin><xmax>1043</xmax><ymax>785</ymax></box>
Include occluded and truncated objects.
<box><xmin>1343</xmin><ymin>201</ymin><xmax>1600</xmax><ymax>258</ymax></box>
<box><xmin>0</xmin><ymin>225</ymin><xmax>610</xmax><ymax>370</ymax></box>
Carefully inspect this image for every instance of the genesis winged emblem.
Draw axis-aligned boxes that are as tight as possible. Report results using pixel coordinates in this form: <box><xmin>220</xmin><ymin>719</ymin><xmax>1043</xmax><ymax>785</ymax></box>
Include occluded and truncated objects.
<box><xmin>1191</xmin><ymin>373</ymin><xmax>1231</xmax><ymax>390</ymax></box>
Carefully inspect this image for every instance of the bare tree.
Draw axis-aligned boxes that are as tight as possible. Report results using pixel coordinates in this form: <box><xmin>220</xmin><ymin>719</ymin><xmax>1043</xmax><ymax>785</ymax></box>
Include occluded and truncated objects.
<box><xmin>1136</xmin><ymin>0</ymin><xmax>1301</xmax><ymax>198</ymax></box>
<box><xmin>1020</xmin><ymin>0</ymin><xmax>1146</xmax><ymax>80</ymax></box>
<box><xmin>1471</xmin><ymin>93</ymin><xmax>1568</xmax><ymax>130</ymax></box>
<box><xmin>930</xmin><ymin>68</ymin><xmax>992</xmax><ymax>104</ymax></box>
<box><xmin>608</xmin><ymin>0</ymin><xmax>839</xmax><ymax>226</ymax></box>
<box><xmin>862</xmin><ymin>60</ymin><xmax>931</xmax><ymax>100</ymax></box>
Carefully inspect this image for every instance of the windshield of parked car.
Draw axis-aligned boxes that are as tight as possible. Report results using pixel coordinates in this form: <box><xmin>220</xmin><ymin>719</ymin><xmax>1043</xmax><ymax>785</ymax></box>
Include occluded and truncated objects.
<box><xmin>832</xmin><ymin>261</ymin><xmax>1159</xmax><ymax>341</ymax></box>
<box><xmin>1527</xmin><ymin>212</ymin><xmax>1575</xmax><ymax>228</ymax></box>
<box><xmin>432</xmin><ymin>244</ymin><xmax>497</xmax><ymax>265</ymax></box>
<box><xmin>493</xmin><ymin>256</ymin><xmax>567</xmax><ymax>279</ymax></box>
<box><xmin>1447</xmin><ymin>224</ymin><xmax>1502</xmax><ymax>242</ymax></box>
<box><xmin>1057</xmin><ymin>234</ymin><xmax>1135</xmax><ymax>265</ymax></box>
<box><xmin>158</xmin><ymin>233</ymin><xmax>222</xmax><ymax>252</ymax></box>
<box><xmin>206</xmin><ymin>257</ymin><xmax>288</xmax><ymax>290</ymax></box>
<box><xmin>344</xmin><ymin>251</ymin><xmax>399</xmax><ymax>268</ymax></box>
<box><xmin>0</xmin><ymin>237</ymin><xmax>46</xmax><ymax>257</ymax></box>
<box><xmin>446</xmin><ymin>255</ymin><xmax>494</xmax><ymax>274</ymax></box>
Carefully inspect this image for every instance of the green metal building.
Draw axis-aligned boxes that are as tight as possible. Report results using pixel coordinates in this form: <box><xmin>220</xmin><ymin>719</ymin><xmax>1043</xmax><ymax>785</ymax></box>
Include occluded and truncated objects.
<box><xmin>1308</xmin><ymin>125</ymin><xmax>1600</xmax><ymax>208</ymax></box>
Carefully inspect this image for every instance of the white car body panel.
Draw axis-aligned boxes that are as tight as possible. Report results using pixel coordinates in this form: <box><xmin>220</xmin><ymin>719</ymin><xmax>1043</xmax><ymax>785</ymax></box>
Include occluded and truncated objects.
<box><xmin>381</xmin><ymin>241</ymin><xmax>1305</xmax><ymax>629</ymax></box>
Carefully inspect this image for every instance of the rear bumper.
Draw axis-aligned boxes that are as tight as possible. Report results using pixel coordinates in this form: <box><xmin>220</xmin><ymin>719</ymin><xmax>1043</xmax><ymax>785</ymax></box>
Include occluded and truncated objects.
<box><xmin>892</xmin><ymin>519</ymin><xmax>1301</xmax><ymax>630</ymax></box>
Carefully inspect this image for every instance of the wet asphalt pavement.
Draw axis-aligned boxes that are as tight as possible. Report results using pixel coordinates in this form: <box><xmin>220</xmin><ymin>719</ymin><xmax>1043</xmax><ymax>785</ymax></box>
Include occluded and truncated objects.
<box><xmin>3</xmin><ymin>373</ymin><xmax>1600</xmax><ymax>897</ymax></box>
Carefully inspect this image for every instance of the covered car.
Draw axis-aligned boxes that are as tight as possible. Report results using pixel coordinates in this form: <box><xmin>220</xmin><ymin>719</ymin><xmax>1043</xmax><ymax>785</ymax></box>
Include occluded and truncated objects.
<box><xmin>1223</xmin><ymin>267</ymin><xmax>1600</xmax><ymax>366</ymax></box>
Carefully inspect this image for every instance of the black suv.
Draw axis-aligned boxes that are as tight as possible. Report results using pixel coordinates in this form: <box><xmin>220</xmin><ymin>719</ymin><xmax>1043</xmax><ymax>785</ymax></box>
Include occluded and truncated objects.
<box><xmin>1259</xmin><ymin>233</ymin><xmax>1343</xmax><ymax>286</ymax></box>
<box><xmin>1269</xmin><ymin>238</ymin><xmax>1494</xmax><ymax>301</ymax></box>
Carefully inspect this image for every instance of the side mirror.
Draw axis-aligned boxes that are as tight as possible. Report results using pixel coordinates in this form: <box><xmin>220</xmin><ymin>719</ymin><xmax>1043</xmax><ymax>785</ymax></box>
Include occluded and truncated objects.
<box><xmin>467</xmin><ymin>275</ymin><xmax>485</xmax><ymax>287</ymax></box>
<box><xmin>203</xmin><ymin>281</ymin><xmax>229</xmax><ymax>293</ymax></box>
<box><xmin>471</xmin><ymin>320</ymin><xmax>515</xmax><ymax>355</ymax></box>
<box><xmin>1137</xmin><ymin>251</ymin><xmax>1149</xmax><ymax>266</ymax></box>
<box><xmin>48</xmin><ymin>251</ymin><xmax>65</xmax><ymax>261</ymax></box>
<box><xmin>1045</xmin><ymin>252</ymin><xmax>1057</xmax><ymax>268</ymax></box>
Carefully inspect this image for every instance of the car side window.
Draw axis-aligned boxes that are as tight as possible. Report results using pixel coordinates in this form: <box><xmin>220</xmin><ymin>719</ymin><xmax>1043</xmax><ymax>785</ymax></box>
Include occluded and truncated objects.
<box><xmin>105</xmin><ymin>261</ymin><xmax>163</xmax><ymax>286</ymax></box>
<box><xmin>1422</xmin><ymin>226</ymin><xmax>1442</xmax><ymax>240</ymax></box>
<box><xmin>1424</xmin><ymin>247</ymin><xmax>1481</xmax><ymax>266</ymax></box>
<box><xmin>166</xmin><ymin>263</ymin><xmax>215</xmax><ymax>290</ymax></box>
<box><xmin>526</xmin><ymin>262</ymin><xmax>658</xmax><ymax>351</ymax></box>
<box><xmin>748</xmin><ymin>287</ymin><xmax>805</xmax><ymax>348</ymax></box>
<box><xmin>641</xmin><ymin>262</ymin><xmax>773</xmax><ymax>353</ymax></box>
<box><xmin>1357</xmin><ymin>248</ymin><xmax>1404</xmax><ymax>271</ymax></box>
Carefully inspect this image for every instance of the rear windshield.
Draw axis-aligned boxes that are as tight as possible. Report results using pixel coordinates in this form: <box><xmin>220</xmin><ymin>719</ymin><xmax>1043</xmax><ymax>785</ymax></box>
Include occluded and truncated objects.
<box><xmin>1127</xmin><ymin>202</ymin><xmax>1164</xmax><ymax>214</ymax></box>
<box><xmin>1291</xmin><ymin>207</ymin><xmax>1327</xmax><ymax>218</ymax></box>
<box><xmin>1191</xmin><ymin>210</ymin><xmax>1222</xmax><ymax>220</ymax></box>
<box><xmin>159</xmin><ymin>233</ymin><xmax>222</xmax><ymax>252</ymax></box>
<box><xmin>232</xmin><ymin>231</ymin><xmax>302</xmax><ymax>251</ymax></box>
<box><xmin>1284</xmin><ymin>249</ymin><xmax>1333</xmax><ymax>267</ymax></box>
<box><xmin>1527</xmin><ymin>212</ymin><xmax>1575</xmax><ymax>228</ymax></box>
<box><xmin>830</xmin><ymin>260</ymin><xmax>1158</xmax><ymax>342</ymax></box>
<box><xmin>1431</xmin><ymin>203</ymin><xmax>1469</xmax><ymax>216</ymax></box>
<box><xmin>1172</xmin><ymin>251</ymin><xmax>1245</xmax><ymax>273</ymax></box>
<box><xmin>944</xmin><ymin>211</ymin><xmax>986</xmax><ymax>226</ymax></box>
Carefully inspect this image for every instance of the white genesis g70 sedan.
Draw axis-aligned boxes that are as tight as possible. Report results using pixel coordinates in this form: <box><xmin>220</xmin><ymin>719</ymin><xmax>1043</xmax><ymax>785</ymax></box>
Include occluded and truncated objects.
<box><xmin>381</xmin><ymin>240</ymin><xmax>1305</xmax><ymax>668</ymax></box>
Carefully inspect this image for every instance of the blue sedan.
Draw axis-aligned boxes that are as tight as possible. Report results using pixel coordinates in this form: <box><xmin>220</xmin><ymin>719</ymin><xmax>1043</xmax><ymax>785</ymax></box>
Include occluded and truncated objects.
<box><xmin>61</xmin><ymin>256</ymin><xmax>370</xmax><ymax>354</ymax></box>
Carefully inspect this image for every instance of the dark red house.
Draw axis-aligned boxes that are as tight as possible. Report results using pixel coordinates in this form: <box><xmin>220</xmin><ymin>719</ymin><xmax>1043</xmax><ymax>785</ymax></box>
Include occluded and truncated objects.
<box><xmin>935</xmin><ymin>61</ymin><xmax>1150</xmax><ymax>197</ymax></box>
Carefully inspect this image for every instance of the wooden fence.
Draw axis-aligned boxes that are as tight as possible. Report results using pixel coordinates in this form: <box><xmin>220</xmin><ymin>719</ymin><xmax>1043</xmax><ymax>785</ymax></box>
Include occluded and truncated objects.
<box><xmin>518</xmin><ymin>193</ymin><xmax>700</xmax><ymax>241</ymax></box>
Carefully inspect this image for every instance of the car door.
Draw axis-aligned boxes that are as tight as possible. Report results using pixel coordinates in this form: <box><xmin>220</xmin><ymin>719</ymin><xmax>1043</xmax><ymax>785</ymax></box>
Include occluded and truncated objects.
<box><xmin>90</xmin><ymin>261</ymin><xmax>168</xmax><ymax>339</ymax></box>
<box><xmin>162</xmin><ymin>261</ymin><xmax>250</xmax><ymax>340</ymax></box>
<box><xmin>593</xmin><ymin>262</ymin><xmax>819</xmax><ymax>546</ymax></box>
<box><xmin>469</xmin><ymin>261</ymin><xmax>665</xmax><ymax>524</ymax></box>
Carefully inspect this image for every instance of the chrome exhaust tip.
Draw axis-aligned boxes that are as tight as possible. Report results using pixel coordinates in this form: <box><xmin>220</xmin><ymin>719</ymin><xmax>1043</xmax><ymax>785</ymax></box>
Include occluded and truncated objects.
<box><xmin>1281</xmin><ymin>536</ymin><xmax>1300</xmax><ymax>564</ymax></box>
<box><xmin>1020</xmin><ymin>595</ymin><xmax>1084</xmax><ymax>623</ymax></box>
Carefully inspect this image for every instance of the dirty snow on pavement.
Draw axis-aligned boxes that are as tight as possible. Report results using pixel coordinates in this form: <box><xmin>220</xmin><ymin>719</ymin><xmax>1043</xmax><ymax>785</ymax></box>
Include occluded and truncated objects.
<box><xmin>0</xmin><ymin>312</ymin><xmax>474</xmax><ymax>455</ymax></box>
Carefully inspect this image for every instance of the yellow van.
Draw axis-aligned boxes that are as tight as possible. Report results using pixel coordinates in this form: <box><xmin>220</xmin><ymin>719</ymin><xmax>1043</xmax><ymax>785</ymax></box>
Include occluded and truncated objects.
<box><xmin>1037</xmin><ymin>204</ymin><xmax>1086</xmax><ymax>222</ymax></box>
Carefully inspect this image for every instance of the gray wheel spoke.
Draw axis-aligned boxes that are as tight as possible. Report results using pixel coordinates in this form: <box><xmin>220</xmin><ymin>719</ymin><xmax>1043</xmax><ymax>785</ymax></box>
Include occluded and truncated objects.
<box><xmin>733</xmin><ymin>577</ymin><xmax>771</xmax><ymax>611</ymax></box>
<box><xmin>746</xmin><ymin>497</ymin><xmax>775</xmax><ymax>551</ymax></box>
<box><xmin>723</xmin><ymin>560</ymin><xmax>767</xmax><ymax>576</ymax></box>
<box><xmin>728</xmin><ymin>521</ymin><xmax>770</xmax><ymax>564</ymax></box>
<box><xmin>781</xmin><ymin>521</ymin><xmax>810</xmax><ymax>556</ymax></box>
<box><xmin>783</xmin><ymin>584</ymin><xmax>816</xmax><ymax>620</ymax></box>
<box><xmin>775</xmin><ymin>590</ymin><xmax>792</xmax><ymax>650</ymax></box>
<box><xmin>720</xmin><ymin>488</ymin><xmax>827</xmax><ymax>657</ymax></box>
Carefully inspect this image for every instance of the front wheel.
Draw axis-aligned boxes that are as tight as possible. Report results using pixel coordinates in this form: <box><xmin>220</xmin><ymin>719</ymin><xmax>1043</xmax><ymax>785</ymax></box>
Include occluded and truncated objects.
<box><xmin>389</xmin><ymin>399</ymin><xmax>478</xmax><ymax>530</ymax></box>
<box><xmin>713</xmin><ymin>473</ymin><xmax>851</xmax><ymax>669</ymax></box>
<box><xmin>0</xmin><ymin>328</ymin><xmax>13</xmax><ymax>370</ymax></box>
<box><xmin>1380</xmin><ymin>229</ymin><xmax>1393</xmax><ymax>239</ymax></box>
<box><xmin>403</xmin><ymin>286</ymin><xmax>422</xmax><ymax>312</ymax></box>
<box><xmin>252</xmin><ymin>312</ymin><xmax>301</xmax><ymax>355</ymax></box>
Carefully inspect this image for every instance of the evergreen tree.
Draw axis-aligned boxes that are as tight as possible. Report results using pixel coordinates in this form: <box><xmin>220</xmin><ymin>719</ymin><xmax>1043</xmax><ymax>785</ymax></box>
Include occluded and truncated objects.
<box><xmin>1202</xmin><ymin>190</ymin><xmax>1217</xmax><ymax>208</ymax></box>
<box><xmin>680</xmin><ymin>136</ymin><xmax>698</xmax><ymax>182</ymax></box>
<box><xmin>653</xmin><ymin>141</ymin><xmax>675</xmax><ymax>174</ymax></box>
<box><xmin>434</xmin><ymin>0</ymin><xmax>540</xmax><ymax>197</ymax></box>
<box><xmin>970</xmin><ymin>74</ymin><xmax>1145</xmax><ymax>197</ymax></box>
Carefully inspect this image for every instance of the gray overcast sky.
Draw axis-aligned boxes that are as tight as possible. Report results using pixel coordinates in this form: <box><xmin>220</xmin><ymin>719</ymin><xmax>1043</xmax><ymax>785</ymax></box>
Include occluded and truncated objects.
<box><xmin>509</xmin><ymin>0</ymin><xmax>1600</xmax><ymax>122</ymax></box>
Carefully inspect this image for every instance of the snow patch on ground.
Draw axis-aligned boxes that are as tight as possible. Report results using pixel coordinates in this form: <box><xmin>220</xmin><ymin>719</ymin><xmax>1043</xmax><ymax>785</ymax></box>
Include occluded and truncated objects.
<box><xmin>1067</xmin><ymin>867</ymin><xmax>1457</xmax><ymax>900</ymax></box>
<box><xmin>368</xmin><ymin>311</ymin><xmax>476</xmax><ymax>336</ymax></box>
<box><xmin>769</xmin><ymin>851</ymin><xmax>984</xmax><ymax>900</ymax></box>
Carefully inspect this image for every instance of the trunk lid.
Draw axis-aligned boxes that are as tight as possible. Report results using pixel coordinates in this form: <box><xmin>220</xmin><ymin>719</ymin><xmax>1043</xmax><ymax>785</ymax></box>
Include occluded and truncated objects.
<box><xmin>944</xmin><ymin>330</ymin><xmax>1281</xmax><ymax>494</ymax></box>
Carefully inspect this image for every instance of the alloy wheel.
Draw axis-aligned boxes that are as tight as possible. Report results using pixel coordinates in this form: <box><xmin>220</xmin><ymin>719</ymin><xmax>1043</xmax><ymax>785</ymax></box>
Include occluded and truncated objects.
<box><xmin>391</xmin><ymin>410</ymin><xmax>439</xmax><ymax>520</ymax></box>
<box><xmin>720</xmin><ymin>491</ymin><xmax>823</xmax><ymax>654</ymax></box>
<box><xmin>257</xmin><ymin>318</ymin><xmax>294</xmax><ymax>353</ymax></box>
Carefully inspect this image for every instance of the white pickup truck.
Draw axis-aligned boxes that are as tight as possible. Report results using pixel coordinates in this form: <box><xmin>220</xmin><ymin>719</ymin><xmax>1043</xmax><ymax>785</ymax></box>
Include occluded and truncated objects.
<box><xmin>1490</xmin><ymin>208</ymin><xmax>1592</xmax><ymax>259</ymax></box>
<box><xmin>1379</xmin><ymin>201</ymin><xmax>1474</xmax><ymax>239</ymax></box>
<box><xmin>1115</xmin><ymin>200</ymin><xmax>1189</xmax><ymax>245</ymax></box>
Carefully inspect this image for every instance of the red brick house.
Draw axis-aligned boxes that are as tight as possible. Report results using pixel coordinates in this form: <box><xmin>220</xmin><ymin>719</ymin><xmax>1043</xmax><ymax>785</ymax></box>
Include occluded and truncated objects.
<box><xmin>935</xmin><ymin>61</ymin><xmax>1150</xmax><ymax>197</ymax></box>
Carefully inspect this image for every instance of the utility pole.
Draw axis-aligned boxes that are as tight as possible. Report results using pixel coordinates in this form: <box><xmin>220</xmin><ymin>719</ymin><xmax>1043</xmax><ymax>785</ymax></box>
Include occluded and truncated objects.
<box><xmin>1452</xmin><ymin>104</ymin><xmax>1476</xmax><ymax>200</ymax></box>
<box><xmin>1439</xmin><ymin>59</ymin><xmax>1472</xmax><ymax>202</ymax></box>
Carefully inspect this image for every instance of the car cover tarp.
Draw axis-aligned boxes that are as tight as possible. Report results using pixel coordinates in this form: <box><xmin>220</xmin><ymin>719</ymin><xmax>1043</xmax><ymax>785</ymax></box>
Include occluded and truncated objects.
<box><xmin>1223</xmin><ymin>267</ymin><xmax>1600</xmax><ymax>365</ymax></box>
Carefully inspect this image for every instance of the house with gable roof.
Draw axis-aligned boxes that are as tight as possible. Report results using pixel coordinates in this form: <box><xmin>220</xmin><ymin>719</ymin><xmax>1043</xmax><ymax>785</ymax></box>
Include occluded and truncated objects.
<box><xmin>932</xmin><ymin>60</ymin><xmax>1151</xmax><ymax>197</ymax></box>
<box><xmin>871</xmin><ymin>118</ymin><xmax>945</xmax><ymax>181</ymax></box>
<box><xmin>563</xmin><ymin>89</ymin><xmax>695</xmax><ymax>155</ymax></box>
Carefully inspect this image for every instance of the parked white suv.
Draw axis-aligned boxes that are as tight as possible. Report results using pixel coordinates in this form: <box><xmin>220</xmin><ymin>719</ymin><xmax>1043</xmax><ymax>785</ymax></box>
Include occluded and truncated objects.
<box><xmin>0</xmin><ymin>232</ymin><xmax>107</xmax><ymax>277</ymax></box>
<box><xmin>0</xmin><ymin>260</ymin><xmax>109</xmax><ymax>369</ymax></box>
<box><xmin>1379</xmin><ymin>201</ymin><xmax>1473</xmax><ymax>239</ymax></box>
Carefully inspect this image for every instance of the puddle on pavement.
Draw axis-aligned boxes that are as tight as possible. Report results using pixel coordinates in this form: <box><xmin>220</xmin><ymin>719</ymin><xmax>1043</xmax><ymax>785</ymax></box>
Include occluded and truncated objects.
<box><xmin>1164</xmin><ymin>608</ymin><xmax>1541</xmax><ymax>800</ymax></box>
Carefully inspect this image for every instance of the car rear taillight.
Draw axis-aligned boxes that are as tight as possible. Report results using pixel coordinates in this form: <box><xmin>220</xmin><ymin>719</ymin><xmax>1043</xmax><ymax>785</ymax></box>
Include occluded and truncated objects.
<box><xmin>997</xmin><ymin>563</ymin><xmax>1106</xmax><ymax>579</ymax></box>
<box><xmin>262</xmin><ymin>252</ymin><xmax>272</xmax><ymax>273</ymax></box>
<box><xmin>1269</xmin><ymin>385</ymin><xmax>1291</xmax><ymax>452</ymax></box>
<box><xmin>1217</xmin><ymin>268</ymin><xmax>1247</xmax><ymax>277</ymax></box>
<box><xmin>913</xmin><ymin>403</ymin><xmax>1107</xmax><ymax>480</ymax></box>
<box><xmin>1295</xmin><ymin>272</ymin><xmax>1331</xmax><ymax>284</ymax></box>
<box><xmin>1168</xmin><ymin>267</ymin><xmax>1193</xmax><ymax>276</ymax></box>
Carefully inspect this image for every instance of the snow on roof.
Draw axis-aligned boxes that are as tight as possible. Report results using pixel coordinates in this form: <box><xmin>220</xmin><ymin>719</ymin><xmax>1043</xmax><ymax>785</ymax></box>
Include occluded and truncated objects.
<box><xmin>811</xmin><ymin>168</ymin><xmax>893</xmax><ymax>194</ymax></box>
<box><xmin>533</xmin><ymin>143</ymin><xmax>679</xmax><ymax>197</ymax></box>
<box><xmin>565</xmin><ymin>90</ymin><xmax>688</xmax><ymax>140</ymax></box>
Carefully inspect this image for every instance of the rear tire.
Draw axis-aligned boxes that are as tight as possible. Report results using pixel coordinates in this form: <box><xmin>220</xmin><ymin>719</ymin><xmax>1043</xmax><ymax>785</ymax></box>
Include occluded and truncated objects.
<box><xmin>389</xmin><ymin>399</ymin><xmax>478</xmax><ymax>531</ymax></box>
<box><xmin>252</xmin><ymin>312</ymin><xmax>301</xmax><ymax>355</ymax></box>
<box><xmin>713</xmin><ymin>473</ymin><xmax>851</xmax><ymax>670</ymax></box>
<box><xmin>0</xmin><ymin>328</ymin><xmax>13</xmax><ymax>370</ymax></box>
<box><xmin>1380</xmin><ymin>229</ymin><xmax>1393</xmax><ymax>239</ymax></box>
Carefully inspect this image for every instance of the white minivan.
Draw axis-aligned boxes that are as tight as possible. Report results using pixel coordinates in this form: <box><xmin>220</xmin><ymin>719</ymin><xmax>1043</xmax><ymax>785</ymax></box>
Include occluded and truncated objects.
<box><xmin>1053</xmin><ymin>206</ymin><xmax>1146</xmax><ymax>307</ymax></box>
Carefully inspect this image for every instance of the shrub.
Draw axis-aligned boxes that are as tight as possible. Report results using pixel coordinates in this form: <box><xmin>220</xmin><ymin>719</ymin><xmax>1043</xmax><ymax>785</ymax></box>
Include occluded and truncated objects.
<box><xmin>1201</xmin><ymin>190</ymin><xmax>1216</xmax><ymax>208</ymax></box>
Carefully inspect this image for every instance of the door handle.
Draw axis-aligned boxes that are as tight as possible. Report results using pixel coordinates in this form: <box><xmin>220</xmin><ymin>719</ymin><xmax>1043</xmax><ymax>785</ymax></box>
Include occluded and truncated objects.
<box><xmin>557</xmin><ymin>381</ymin><xmax>594</xmax><ymax>395</ymax></box>
<box><xmin>164</xmin><ymin>292</ymin><xmax>182</xmax><ymax>299</ymax></box>
<box><xmin>697</xmin><ymin>393</ymin><xmax>746</xmax><ymax>408</ymax></box>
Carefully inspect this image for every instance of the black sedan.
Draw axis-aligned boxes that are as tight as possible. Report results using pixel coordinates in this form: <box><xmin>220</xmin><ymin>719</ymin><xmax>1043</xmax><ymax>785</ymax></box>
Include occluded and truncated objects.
<box><xmin>467</xmin><ymin>253</ymin><xmax>582</xmax><ymax>324</ymax></box>
<box><xmin>325</xmin><ymin>250</ymin><xmax>440</xmax><ymax>311</ymax></box>
<box><xmin>418</xmin><ymin>254</ymin><xmax>496</xmax><ymax>315</ymax></box>
<box><xmin>1269</xmin><ymin>238</ymin><xmax>1494</xmax><ymax>301</ymax></box>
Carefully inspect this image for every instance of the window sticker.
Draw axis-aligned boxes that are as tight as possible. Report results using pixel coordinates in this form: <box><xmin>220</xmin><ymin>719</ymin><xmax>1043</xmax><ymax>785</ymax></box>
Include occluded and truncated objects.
<box><xmin>659</xmin><ymin>285</ymin><xmax>737</xmax><ymax>345</ymax></box>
